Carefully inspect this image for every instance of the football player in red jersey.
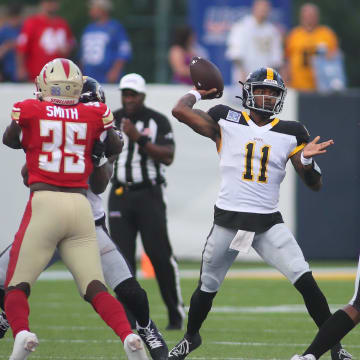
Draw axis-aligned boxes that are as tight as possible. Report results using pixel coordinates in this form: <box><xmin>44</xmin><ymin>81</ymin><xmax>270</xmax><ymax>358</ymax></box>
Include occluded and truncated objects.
<box><xmin>2</xmin><ymin>58</ymin><xmax>148</xmax><ymax>360</ymax></box>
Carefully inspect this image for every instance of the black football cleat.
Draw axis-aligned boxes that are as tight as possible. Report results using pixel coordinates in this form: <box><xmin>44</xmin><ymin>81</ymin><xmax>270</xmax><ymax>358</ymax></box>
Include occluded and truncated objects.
<box><xmin>0</xmin><ymin>312</ymin><xmax>9</xmax><ymax>339</ymax></box>
<box><xmin>331</xmin><ymin>345</ymin><xmax>352</xmax><ymax>360</ymax></box>
<box><xmin>136</xmin><ymin>320</ymin><xmax>168</xmax><ymax>360</ymax></box>
<box><xmin>168</xmin><ymin>332</ymin><xmax>202</xmax><ymax>360</ymax></box>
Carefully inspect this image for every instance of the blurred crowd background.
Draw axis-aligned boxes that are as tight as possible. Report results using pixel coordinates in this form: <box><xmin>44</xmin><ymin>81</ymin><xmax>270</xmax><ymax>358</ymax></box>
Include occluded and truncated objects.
<box><xmin>0</xmin><ymin>0</ymin><xmax>359</xmax><ymax>90</ymax></box>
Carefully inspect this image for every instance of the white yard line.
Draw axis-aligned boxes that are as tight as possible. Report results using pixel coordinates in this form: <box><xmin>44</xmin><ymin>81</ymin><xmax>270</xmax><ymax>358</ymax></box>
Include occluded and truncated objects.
<box><xmin>30</xmin><ymin>302</ymin><xmax>344</xmax><ymax>314</ymax></box>
<box><xmin>38</xmin><ymin>267</ymin><xmax>357</xmax><ymax>281</ymax></box>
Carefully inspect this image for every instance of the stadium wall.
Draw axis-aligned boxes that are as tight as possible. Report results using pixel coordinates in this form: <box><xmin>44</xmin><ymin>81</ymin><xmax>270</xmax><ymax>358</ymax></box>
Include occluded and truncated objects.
<box><xmin>297</xmin><ymin>91</ymin><xmax>360</xmax><ymax>260</ymax></box>
<box><xmin>0</xmin><ymin>84</ymin><xmax>297</xmax><ymax>260</ymax></box>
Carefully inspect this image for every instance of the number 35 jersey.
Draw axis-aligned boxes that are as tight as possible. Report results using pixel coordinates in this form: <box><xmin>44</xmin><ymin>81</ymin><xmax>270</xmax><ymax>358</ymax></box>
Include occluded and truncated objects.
<box><xmin>208</xmin><ymin>104</ymin><xmax>309</xmax><ymax>214</ymax></box>
<box><xmin>11</xmin><ymin>99</ymin><xmax>114</xmax><ymax>188</ymax></box>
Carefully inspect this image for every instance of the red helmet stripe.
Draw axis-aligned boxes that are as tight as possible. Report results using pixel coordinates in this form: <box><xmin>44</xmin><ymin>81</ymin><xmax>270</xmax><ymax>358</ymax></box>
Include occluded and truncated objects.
<box><xmin>61</xmin><ymin>58</ymin><xmax>70</xmax><ymax>78</ymax></box>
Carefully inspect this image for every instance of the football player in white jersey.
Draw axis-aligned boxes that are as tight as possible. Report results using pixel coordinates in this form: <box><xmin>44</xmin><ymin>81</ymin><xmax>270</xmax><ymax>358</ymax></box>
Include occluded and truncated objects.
<box><xmin>168</xmin><ymin>67</ymin><xmax>350</xmax><ymax>360</ymax></box>
<box><xmin>0</xmin><ymin>77</ymin><xmax>168</xmax><ymax>360</ymax></box>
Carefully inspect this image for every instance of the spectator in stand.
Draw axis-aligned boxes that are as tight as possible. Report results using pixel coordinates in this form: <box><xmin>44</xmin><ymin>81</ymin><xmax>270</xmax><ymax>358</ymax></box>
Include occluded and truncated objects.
<box><xmin>285</xmin><ymin>3</ymin><xmax>339</xmax><ymax>91</ymax></box>
<box><xmin>0</xmin><ymin>2</ymin><xmax>23</xmax><ymax>82</ymax></box>
<box><xmin>16</xmin><ymin>0</ymin><xmax>75</xmax><ymax>82</ymax></box>
<box><xmin>168</xmin><ymin>25</ymin><xmax>208</xmax><ymax>85</ymax></box>
<box><xmin>226</xmin><ymin>0</ymin><xmax>283</xmax><ymax>84</ymax></box>
<box><xmin>80</xmin><ymin>0</ymin><xmax>132</xmax><ymax>84</ymax></box>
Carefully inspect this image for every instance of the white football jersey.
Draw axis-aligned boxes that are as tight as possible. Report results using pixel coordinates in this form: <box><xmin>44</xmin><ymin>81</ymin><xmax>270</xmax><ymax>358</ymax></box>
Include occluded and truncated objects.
<box><xmin>208</xmin><ymin>105</ymin><xmax>309</xmax><ymax>214</ymax></box>
<box><xmin>87</xmin><ymin>189</ymin><xmax>105</xmax><ymax>221</ymax></box>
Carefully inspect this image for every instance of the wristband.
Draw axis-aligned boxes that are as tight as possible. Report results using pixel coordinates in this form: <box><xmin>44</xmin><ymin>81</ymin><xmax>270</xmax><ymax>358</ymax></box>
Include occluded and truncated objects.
<box><xmin>137</xmin><ymin>135</ymin><xmax>150</xmax><ymax>147</ymax></box>
<box><xmin>188</xmin><ymin>90</ymin><xmax>202</xmax><ymax>102</ymax></box>
<box><xmin>95</xmin><ymin>157</ymin><xmax>108</xmax><ymax>168</ymax></box>
<box><xmin>301</xmin><ymin>151</ymin><xmax>313</xmax><ymax>166</ymax></box>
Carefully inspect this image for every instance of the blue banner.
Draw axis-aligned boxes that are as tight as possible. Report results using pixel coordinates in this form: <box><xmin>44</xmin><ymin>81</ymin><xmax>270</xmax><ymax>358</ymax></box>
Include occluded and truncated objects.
<box><xmin>188</xmin><ymin>0</ymin><xmax>291</xmax><ymax>85</ymax></box>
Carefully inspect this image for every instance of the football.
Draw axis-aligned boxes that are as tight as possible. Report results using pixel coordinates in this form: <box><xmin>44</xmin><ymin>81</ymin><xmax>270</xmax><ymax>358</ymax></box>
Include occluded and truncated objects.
<box><xmin>189</xmin><ymin>56</ymin><xmax>224</xmax><ymax>98</ymax></box>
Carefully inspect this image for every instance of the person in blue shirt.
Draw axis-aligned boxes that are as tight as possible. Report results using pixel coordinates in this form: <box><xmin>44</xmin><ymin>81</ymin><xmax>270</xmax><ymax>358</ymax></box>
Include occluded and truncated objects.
<box><xmin>0</xmin><ymin>3</ymin><xmax>23</xmax><ymax>82</ymax></box>
<box><xmin>80</xmin><ymin>0</ymin><xmax>132</xmax><ymax>83</ymax></box>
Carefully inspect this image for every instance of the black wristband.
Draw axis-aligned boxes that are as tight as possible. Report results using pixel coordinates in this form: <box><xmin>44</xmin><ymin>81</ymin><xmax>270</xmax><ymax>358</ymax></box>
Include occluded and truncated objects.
<box><xmin>136</xmin><ymin>135</ymin><xmax>150</xmax><ymax>147</ymax></box>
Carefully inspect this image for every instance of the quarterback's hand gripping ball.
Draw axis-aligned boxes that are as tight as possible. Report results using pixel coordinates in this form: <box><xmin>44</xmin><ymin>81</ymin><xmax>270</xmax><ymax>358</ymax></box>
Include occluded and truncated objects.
<box><xmin>190</xmin><ymin>56</ymin><xmax>224</xmax><ymax>99</ymax></box>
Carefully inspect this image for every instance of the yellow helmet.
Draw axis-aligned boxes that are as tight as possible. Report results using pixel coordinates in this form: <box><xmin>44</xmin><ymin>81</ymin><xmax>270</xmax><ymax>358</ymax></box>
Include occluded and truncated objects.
<box><xmin>35</xmin><ymin>58</ymin><xmax>83</xmax><ymax>105</ymax></box>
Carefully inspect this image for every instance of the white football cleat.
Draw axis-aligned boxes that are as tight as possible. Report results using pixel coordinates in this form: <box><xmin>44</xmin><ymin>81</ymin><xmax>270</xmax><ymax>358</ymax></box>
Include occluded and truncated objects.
<box><xmin>124</xmin><ymin>333</ymin><xmax>148</xmax><ymax>360</ymax></box>
<box><xmin>9</xmin><ymin>330</ymin><xmax>39</xmax><ymax>360</ymax></box>
<box><xmin>291</xmin><ymin>355</ymin><xmax>316</xmax><ymax>360</ymax></box>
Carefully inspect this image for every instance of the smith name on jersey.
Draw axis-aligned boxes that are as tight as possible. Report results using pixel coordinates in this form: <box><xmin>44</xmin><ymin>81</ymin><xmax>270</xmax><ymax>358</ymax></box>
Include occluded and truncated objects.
<box><xmin>208</xmin><ymin>104</ymin><xmax>309</xmax><ymax>215</ymax></box>
<box><xmin>11</xmin><ymin>99</ymin><xmax>113</xmax><ymax>189</ymax></box>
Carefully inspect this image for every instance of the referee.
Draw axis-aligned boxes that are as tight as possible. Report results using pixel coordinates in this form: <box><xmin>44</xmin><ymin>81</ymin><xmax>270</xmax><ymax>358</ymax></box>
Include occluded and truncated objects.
<box><xmin>108</xmin><ymin>73</ymin><xmax>185</xmax><ymax>330</ymax></box>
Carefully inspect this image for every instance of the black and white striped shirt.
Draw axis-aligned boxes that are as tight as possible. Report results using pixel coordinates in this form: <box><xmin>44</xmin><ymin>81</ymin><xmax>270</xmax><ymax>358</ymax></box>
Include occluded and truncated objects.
<box><xmin>113</xmin><ymin>106</ymin><xmax>175</xmax><ymax>185</ymax></box>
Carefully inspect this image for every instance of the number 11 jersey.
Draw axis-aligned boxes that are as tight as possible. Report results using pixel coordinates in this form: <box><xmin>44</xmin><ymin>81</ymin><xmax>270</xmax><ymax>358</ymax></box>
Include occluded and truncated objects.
<box><xmin>208</xmin><ymin>104</ymin><xmax>309</xmax><ymax>214</ymax></box>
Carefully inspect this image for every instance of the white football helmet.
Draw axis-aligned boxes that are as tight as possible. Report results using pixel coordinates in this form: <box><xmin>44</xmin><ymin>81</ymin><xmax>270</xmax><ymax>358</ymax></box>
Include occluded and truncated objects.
<box><xmin>35</xmin><ymin>58</ymin><xmax>83</xmax><ymax>105</ymax></box>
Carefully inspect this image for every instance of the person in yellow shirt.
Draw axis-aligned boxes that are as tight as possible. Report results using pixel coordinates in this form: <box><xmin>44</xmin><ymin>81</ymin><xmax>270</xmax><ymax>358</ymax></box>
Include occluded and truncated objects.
<box><xmin>285</xmin><ymin>3</ymin><xmax>338</xmax><ymax>91</ymax></box>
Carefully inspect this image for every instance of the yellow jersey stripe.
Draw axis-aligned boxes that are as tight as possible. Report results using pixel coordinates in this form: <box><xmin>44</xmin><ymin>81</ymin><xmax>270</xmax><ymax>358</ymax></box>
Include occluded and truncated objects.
<box><xmin>266</xmin><ymin>68</ymin><xmax>274</xmax><ymax>80</ymax></box>
<box><xmin>288</xmin><ymin>143</ymin><xmax>306</xmax><ymax>158</ymax></box>
<box><xmin>270</xmin><ymin>118</ymin><xmax>279</xmax><ymax>127</ymax></box>
<box><xmin>217</xmin><ymin>127</ymin><xmax>223</xmax><ymax>153</ymax></box>
<box><xmin>242</xmin><ymin>111</ymin><xmax>250</xmax><ymax>122</ymax></box>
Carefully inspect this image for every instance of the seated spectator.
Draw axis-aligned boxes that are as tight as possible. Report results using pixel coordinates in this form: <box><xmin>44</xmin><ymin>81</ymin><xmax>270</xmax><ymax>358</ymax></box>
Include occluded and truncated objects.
<box><xmin>168</xmin><ymin>25</ymin><xmax>208</xmax><ymax>85</ymax></box>
<box><xmin>80</xmin><ymin>0</ymin><xmax>132</xmax><ymax>84</ymax></box>
<box><xmin>285</xmin><ymin>3</ymin><xmax>339</xmax><ymax>91</ymax></box>
<box><xmin>16</xmin><ymin>0</ymin><xmax>75</xmax><ymax>82</ymax></box>
<box><xmin>0</xmin><ymin>2</ymin><xmax>23</xmax><ymax>82</ymax></box>
<box><xmin>226</xmin><ymin>0</ymin><xmax>283</xmax><ymax>84</ymax></box>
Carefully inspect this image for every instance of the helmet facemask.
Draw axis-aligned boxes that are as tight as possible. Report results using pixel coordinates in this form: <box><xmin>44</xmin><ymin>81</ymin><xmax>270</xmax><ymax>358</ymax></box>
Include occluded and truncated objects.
<box><xmin>243</xmin><ymin>81</ymin><xmax>287</xmax><ymax>115</ymax></box>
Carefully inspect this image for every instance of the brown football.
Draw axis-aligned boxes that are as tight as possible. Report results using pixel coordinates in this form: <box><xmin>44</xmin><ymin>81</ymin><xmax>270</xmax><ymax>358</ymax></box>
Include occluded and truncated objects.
<box><xmin>190</xmin><ymin>56</ymin><xmax>224</xmax><ymax>98</ymax></box>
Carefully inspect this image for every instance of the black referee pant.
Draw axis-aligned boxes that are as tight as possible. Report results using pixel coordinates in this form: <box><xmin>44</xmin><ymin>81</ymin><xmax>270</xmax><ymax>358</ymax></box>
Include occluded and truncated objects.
<box><xmin>108</xmin><ymin>183</ymin><xmax>184</xmax><ymax>327</ymax></box>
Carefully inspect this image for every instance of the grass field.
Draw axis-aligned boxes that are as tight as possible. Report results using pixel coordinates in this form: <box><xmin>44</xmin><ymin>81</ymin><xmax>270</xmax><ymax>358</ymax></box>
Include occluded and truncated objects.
<box><xmin>0</xmin><ymin>261</ymin><xmax>359</xmax><ymax>360</ymax></box>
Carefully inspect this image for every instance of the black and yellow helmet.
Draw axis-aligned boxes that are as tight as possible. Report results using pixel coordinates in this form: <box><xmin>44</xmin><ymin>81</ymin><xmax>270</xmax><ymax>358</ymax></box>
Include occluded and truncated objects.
<box><xmin>241</xmin><ymin>67</ymin><xmax>286</xmax><ymax>115</ymax></box>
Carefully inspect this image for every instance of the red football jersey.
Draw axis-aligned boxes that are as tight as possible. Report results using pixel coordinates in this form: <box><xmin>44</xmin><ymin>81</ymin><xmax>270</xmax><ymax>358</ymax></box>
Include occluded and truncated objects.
<box><xmin>11</xmin><ymin>99</ymin><xmax>114</xmax><ymax>188</ymax></box>
<box><xmin>16</xmin><ymin>14</ymin><xmax>75</xmax><ymax>80</ymax></box>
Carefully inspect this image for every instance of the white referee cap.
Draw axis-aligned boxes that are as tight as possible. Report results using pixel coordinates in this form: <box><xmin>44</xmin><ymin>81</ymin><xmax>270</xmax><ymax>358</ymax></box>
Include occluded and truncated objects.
<box><xmin>119</xmin><ymin>73</ymin><xmax>146</xmax><ymax>94</ymax></box>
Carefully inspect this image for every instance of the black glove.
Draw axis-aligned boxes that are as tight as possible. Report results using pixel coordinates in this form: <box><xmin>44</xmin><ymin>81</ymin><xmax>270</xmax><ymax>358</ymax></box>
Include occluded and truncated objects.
<box><xmin>92</xmin><ymin>140</ymin><xmax>106</xmax><ymax>167</ymax></box>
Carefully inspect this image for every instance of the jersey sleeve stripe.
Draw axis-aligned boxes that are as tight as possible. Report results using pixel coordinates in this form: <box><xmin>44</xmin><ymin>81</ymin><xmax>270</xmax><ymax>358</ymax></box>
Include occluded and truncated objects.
<box><xmin>270</xmin><ymin>118</ymin><xmax>279</xmax><ymax>127</ymax></box>
<box><xmin>12</xmin><ymin>107</ymin><xmax>21</xmax><ymax>111</ymax></box>
<box><xmin>103</xmin><ymin>106</ymin><xmax>110</xmax><ymax>117</ymax></box>
<box><xmin>288</xmin><ymin>143</ymin><xmax>306</xmax><ymax>158</ymax></box>
<box><xmin>103</xmin><ymin>121</ymin><xmax>114</xmax><ymax>129</ymax></box>
<box><xmin>217</xmin><ymin>127</ymin><xmax>223</xmax><ymax>154</ymax></box>
<box><xmin>242</xmin><ymin>111</ymin><xmax>250</xmax><ymax>122</ymax></box>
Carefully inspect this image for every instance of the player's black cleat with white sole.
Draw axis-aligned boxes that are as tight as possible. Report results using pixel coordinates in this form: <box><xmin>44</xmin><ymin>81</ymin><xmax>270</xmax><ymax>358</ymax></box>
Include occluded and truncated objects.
<box><xmin>331</xmin><ymin>345</ymin><xmax>352</xmax><ymax>360</ymax></box>
<box><xmin>136</xmin><ymin>320</ymin><xmax>168</xmax><ymax>360</ymax></box>
<box><xmin>168</xmin><ymin>332</ymin><xmax>202</xmax><ymax>360</ymax></box>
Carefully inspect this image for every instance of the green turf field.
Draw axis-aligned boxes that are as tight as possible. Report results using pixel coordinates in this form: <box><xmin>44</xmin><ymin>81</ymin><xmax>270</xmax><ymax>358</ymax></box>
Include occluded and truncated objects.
<box><xmin>0</xmin><ymin>262</ymin><xmax>359</xmax><ymax>360</ymax></box>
